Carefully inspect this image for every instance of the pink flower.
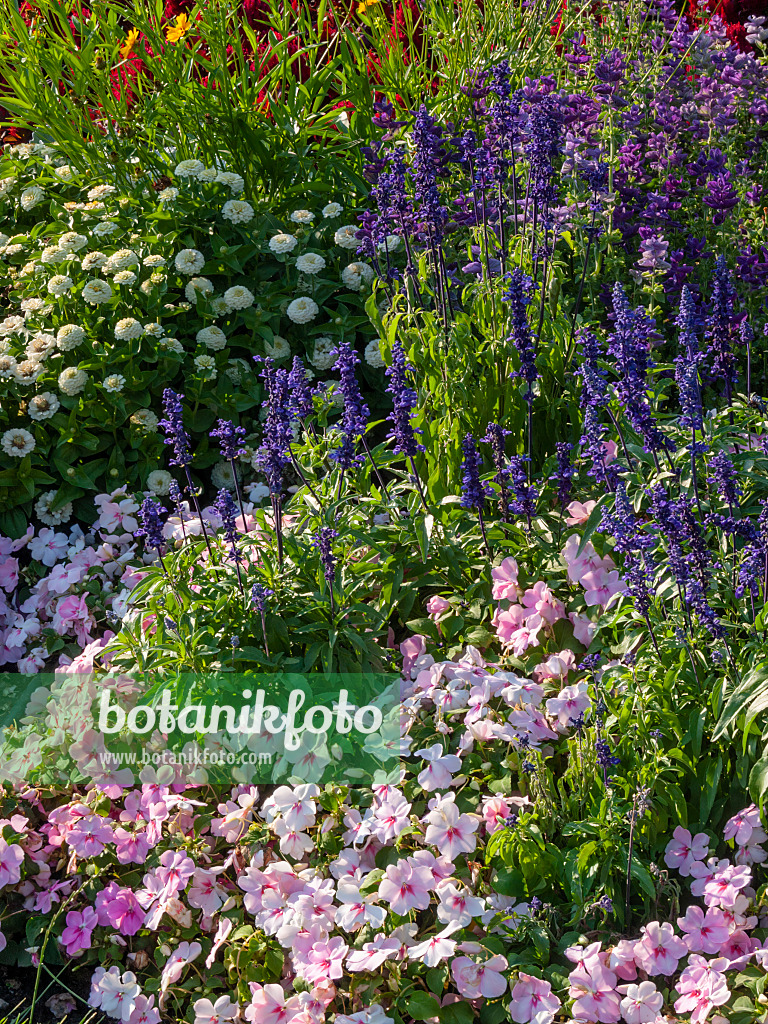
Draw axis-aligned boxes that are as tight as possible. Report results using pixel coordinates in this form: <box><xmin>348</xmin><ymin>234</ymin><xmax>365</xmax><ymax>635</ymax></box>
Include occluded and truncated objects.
<box><xmin>0</xmin><ymin>838</ymin><xmax>24</xmax><ymax>888</ymax></box>
<box><xmin>156</xmin><ymin>849</ymin><xmax>195</xmax><ymax>897</ymax></box>
<box><xmin>677</xmin><ymin>905</ymin><xmax>731</xmax><ymax>953</ymax></box>
<box><xmin>723</xmin><ymin>804</ymin><xmax>761</xmax><ymax>845</ymax></box>
<box><xmin>400</xmin><ymin>634</ymin><xmax>427</xmax><ymax>676</ymax></box>
<box><xmin>569</xmin><ymin>611</ymin><xmax>597</xmax><ymax>646</ymax></box>
<box><xmin>521</xmin><ymin>581</ymin><xmax>565</xmax><ymax>626</ymax></box>
<box><xmin>408</xmin><ymin>924</ymin><xmax>460</xmax><ymax>967</ymax></box>
<box><xmin>193</xmin><ymin>995</ymin><xmax>238</xmax><ymax>1024</ymax></box>
<box><xmin>491</xmin><ymin>558</ymin><xmax>522</xmax><ymax>601</ymax></box>
<box><xmin>565</xmin><ymin>500</ymin><xmax>597</xmax><ymax>525</ymax></box>
<box><xmin>424</xmin><ymin>798</ymin><xmax>479</xmax><ymax>860</ymax></box>
<box><xmin>61</xmin><ymin>907</ymin><xmax>98</xmax><ymax>956</ymax></box>
<box><xmin>664</xmin><ymin>826</ymin><xmax>710</xmax><ymax>877</ymax></box>
<box><xmin>510</xmin><ymin>973</ymin><xmax>561</xmax><ymax>1023</ymax></box>
<box><xmin>451</xmin><ymin>954</ymin><xmax>508</xmax><ymax>999</ymax></box>
<box><xmin>674</xmin><ymin>968</ymin><xmax>730</xmax><ymax>1024</ymax></box>
<box><xmin>128</xmin><ymin>995</ymin><xmax>160</xmax><ymax>1024</ymax></box>
<box><xmin>633</xmin><ymin>921</ymin><xmax>688</xmax><ymax>977</ymax></box>
<box><xmin>482</xmin><ymin>796</ymin><xmax>510</xmax><ymax>834</ymax></box>
<box><xmin>297</xmin><ymin>936</ymin><xmax>348</xmax><ymax>985</ymax></box>
<box><xmin>66</xmin><ymin>815</ymin><xmax>114</xmax><ymax>858</ymax></box>
<box><xmin>426</xmin><ymin>596</ymin><xmax>451</xmax><ymax>622</ymax></box>
<box><xmin>702</xmin><ymin>863</ymin><xmax>752</xmax><ymax>909</ymax></box>
<box><xmin>89</xmin><ymin>967</ymin><xmax>141</xmax><ymax>1022</ymax></box>
<box><xmin>378</xmin><ymin>860</ymin><xmax>433</xmax><ymax>915</ymax></box>
<box><xmin>568</xmin><ymin>963</ymin><xmax>621</xmax><ymax>1022</ymax></box>
<box><xmin>608</xmin><ymin>940</ymin><xmax>638</xmax><ymax>981</ymax></box>
<box><xmin>545</xmin><ymin>681</ymin><xmax>590</xmax><ymax>729</ymax></box>
<box><xmin>618</xmin><ymin>981</ymin><xmax>663</xmax><ymax>1024</ymax></box>
<box><xmin>493</xmin><ymin>605</ymin><xmax>537</xmax><ymax>656</ymax></box>
<box><xmin>188</xmin><ymin>868</ymin><xmax>225</xmax><ymax>916</ymax></box>
<box><xmin>105</xmin><ymin>888</ymin><xmax>145</xmax><ymax>936</ymax></box>
<box><xmin>415</xmin><ymin>743</ymin><xmax>462</xmax><ymax>791</ymax></box>
<box><xmin>580</xmin><ymin>569</ymin><xmax>626</xmax><ymax>608</ymax></box>
<box><xmin>245</xmin><ymin>984</ymin><xmax>301</xmax><ymax>1024</ymax></box>
<box><xmin>113</xmin><ymin>828</ymin><xmax>151</xmax><ymax>866</ymax></box>
<box><xmin>603</xmin><ymin>440</ymin><xmax>618</xmax><ymax>464</ymax></box>
<box><xmin>533</xmin><ymin>649</ymin><xmax>576</xmax><ymax>684</ymax></box>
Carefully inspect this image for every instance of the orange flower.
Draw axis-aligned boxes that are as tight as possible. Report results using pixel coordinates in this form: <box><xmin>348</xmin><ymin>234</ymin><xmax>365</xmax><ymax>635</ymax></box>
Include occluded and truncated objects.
<box><xmin>356</xmin><ymin>0</ymin><xmax>380</xmax><ymax>14</ymax></box>
<box><xmin>165</xmin><ymin>13</ymin><xmax>189</xmax><ymax>43</ymax></box>
<box><xmin>120</xmin><ymin>28</ymin><xmax>139</xmax><ymax>58</ymax></box>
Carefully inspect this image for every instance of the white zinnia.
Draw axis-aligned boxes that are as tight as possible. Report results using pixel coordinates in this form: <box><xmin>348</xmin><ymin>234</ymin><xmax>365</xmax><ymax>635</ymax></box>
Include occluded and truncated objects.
<box><xmin>215</xmin><ymin>171</ymin><xmax>245</xmax><ymax>193</ymax></box>
<box><xmin>364</xmin><ymin>338</ymin><xmax>385</xmax><ymax>368</ymax></box>
<box><xmin>296</xmin><ymin>252</ymin><xmax>326</xmax><ymax>275</ymax></box>
<box><xmin>341</xmin><ymin>262</ymin><xmax>374</xmax><ymax>291</ymax></box>
<box><xmin>185</xmin><ymin>277</ymin><xmax>214</xmax><ymax>302</ymax></box>
<box><xmin>175</xmin><ymin>249</ymin><xmax>205</xmax><ymax>275</ymax></box>
<box><xmin>334</xmin><ymin>224</ymin><xmax>359</xmax><ymax>249</ymax></box>
<box><xmin>269</xmin><ymin>233</ymin><xmax>297</xmax><ymax>255</ymax></box>
<box><xmin>197</xmin><ymin>326</ymin><xmax>227</xmax><ymax>351</ymax></box>
<box><xmin>147</xmin><ymin>470</ymin><xmax>173</xmax><ymax>496</ymax></box>
<box><xmin>13</xmin><ymin>359</ymin><xmax>42</xmax><ymax>385</ymax></box>
<box><xmin>104</xmin><ymin>249</ymin><xmax>138</xmax><ymax>273</ymax></box>
<box><xmin>143</xmin><ymin>322</ymin><xmax>165</xmax><ymax>338</ymax></box>
<box><xmin>158</xmin><ymin>337</ymin><xmax>183</xmax><ymax>354</ymax></box>
<box><xmin>103</xmin><ymin>374</ymin><xmax>126</xmax><ymax>393</ymax></box>
<box><xmin>1</xmin><ymin>428</ymin><xmax>36</xmax><ymax>458</ymax></box>
<box><xmin>194</xmin><ymin>355</ymin><xmax>217</xmax><ymax>377</ymax></box>
<box><xmin>36</xmin><ymin>490</ymin><xmax>73</xmax><ymax>526</ymax></box>
<box><xmin>0</xmin><ymin>355</ymin><xmax>17</xmax><ymax>378</ymax></box>
<box><xmin>41</xmin><ymin>245</ymin><xmax>66</xmax><ymax>264</ymax></box>
<box><xmin>223</xmin><ymin>285</ymin><xmax>254</xmax><ymax>310</ymax></box>
<box><xmin>20</xmin><ymin>186</ymin><xmax>44</xmax><ymax>211</ymax></box>
<box><xmin>81</xmin><ymin>251</ymin><xmax>108</xmax><ymax>270</ymax></box>
<box><xmin>376</xmin><ymin>234</ymin><xmax>401</xmax><ymax>253</ymax></box>
<box><xmin>87</xmin><ymin>184</ymin><xmax>117</xmax><ymax>201</ymax></box>
<box><xmin>82</xmin><ymin>278</ymin><xmax>113</xmax><ymax>304</ymax></box>
<box><xmin>310</xmin><ymin>336</ymin><xmax>335</xmax><ymax>370</ymax></box>
<box><xmin>54</xmin><ymin>165</ymin><xmax>75</xmax><ymax>181</ymax></box>
<box><xmin>144</xmin><ymin>254</ymin><xmax>166</xmax><ymax>268</ymax></box>
<box><xmin>131</xmin><ymin>409</ymin><xmax>159</xmax><ymax>431</ymax></box>
<box><xmin>322</xmin><ymin>202</ymin><xmax>343</xmax><ymax>219</ymax></box>
<box><xmin>286</xmin><ymin>296</ymin><xmax>319</xmax><ymax>324</ymax></box>
<box><xmin>157</xmin><ymin>187</ymin><xmax>179</xmax><ymax>202</ymax></box>
<box><xmin>290</xmin><ymin>209</ymin><xmax>315</xmax><ymax>224</ymax></box>
<box><xmin>26</xmin><ymin>334</ymin><xmax>57</xmax><ymax>360</ymax></box>
<box><xmin>57</xmin><ymin>324</ymin><xmax>85</xmax><ymax>350</ymax></box>
<box><xmin>58</xmin><ymin>366</ymin><xmax>88</xmax><ymax>395</ymax></box>
<box><xmin>113</xmin><ymin>270</ymin><xmax>137</xmax><ymax>285</ymax></box>
<box><xmin>47</xmin><ymin>275</ymin><xmax>73</xmax><ymax>296</ymax></box>
<box><xmin>175</xmin><ymin>159</ymin><xmax>205</xmax><ymax>178</ymax></box>
<box><xmin>265</xmin><ymin>336</ymin><xmax>290</xmax><ymax>360</ymax></box>
<box><xmin>58</xmin><ymin>232</ymin><xmax>88</xmax><ymax>252</ymax></box>
<box><xmin>28</xmin><ymin>392</ymin><xmax>60</xmax><ymax>420</ymax></box>
<box><xmin>211</xmin><ymin>460</ymin><xmax>236</xmax><ymax>489</ymax></box>
<box><xmin>93</xmin><ymin>221</ymin><xmax>119</xmax><ymax>237</ymax></box>
<box><xmin>222</xmin><ymin>199</ymin><xmax>254</xmax><ymax>225</ymax></box>
<box><xmin>114</xmin><ymin>318</ymin><xmax>144</xmax><ymax>341</ymax></box>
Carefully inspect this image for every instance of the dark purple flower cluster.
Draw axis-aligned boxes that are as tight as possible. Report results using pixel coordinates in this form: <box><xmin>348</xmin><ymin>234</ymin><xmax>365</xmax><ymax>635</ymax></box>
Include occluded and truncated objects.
<box><xmin>136</xmin><ymin>497</ymin><xmax>166</xmax><ymax>551</ymax></box>
<box><xmin>460</xmin><ymin>434</ymin><xmax>491</xmax><ymax>510</ymax></box>
<box><xmin>705</xmin><ymin>256</ymin><xmax>739</xmax><ymax>394</ymax></box>
<box><xmin>482</xmin><ymin>422</ymin><xmax>512</xmax><ymax>519</ymax></box>
<box><xmin>505</xmin><ymin>268</ymin><xmax>538</xmax><ymax>396</ymax></box>
<box><xmin>507</xmin><ymin>455</ymin><xmax>538</xmax><ymax>521</ymax></box>
<box><xmin>709</xmin><ymin>453</ymin><xmax>742</xmax><ymax>507</ymax></box>
<box><xmin>210</xmin><ymin>419</ymin><xmax>247</xmax><ymax>462</ymax></box>
<box><xmin>254</xmin><ymin>359</ymin><xmax>292</xmax><ymax>496</ymax></box>
<box><xmin>385</xmin><ymin>342</ymin><xmax>424</xmax><ymax>458</ymax></box>
<box><xmin>288</xmin><ymin>357</ymin><xmax>315</xmax><ymax>422</ymax></box>
<box><xmin>330</xmin><ymin>342</ymin><xmax>369</xmax><ymax>471</ymax></box>
<box><xmin>215</xmin><ymin>488</ymin><xmax>243</xmax><ymax>565</ymax></box>
<box><xmin>313</xmin><ymin>526</ymin><xmax>338</xmax><ymax>587</ymax></box>
<box><xmin>159</xmin><ymin>389</ymin><xmax>192</xmax><ymax>468</ymax></box>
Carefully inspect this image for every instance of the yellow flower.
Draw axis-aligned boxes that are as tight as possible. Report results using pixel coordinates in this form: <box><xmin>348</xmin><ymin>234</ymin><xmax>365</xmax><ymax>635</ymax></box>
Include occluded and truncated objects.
<box><xmin>356</xmin><ymin>0</ymin><xmax>380</xmax><ymax>14</ymax></box>
<box><xmin>120</xmin><ymin>28</ymin><xmax>140</xmax><ymax>59</ymax></box>
<box><xmin>165</xmin><ymin>13</ymin><xmax>189</xmax><ymax>43</ymax></box>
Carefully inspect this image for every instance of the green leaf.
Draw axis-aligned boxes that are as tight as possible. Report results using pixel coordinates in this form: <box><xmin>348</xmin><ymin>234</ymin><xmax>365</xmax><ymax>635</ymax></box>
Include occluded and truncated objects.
<box><xmin>406</xmin><ymin>992</ymin><xmax>441</xmax><ymax>1020</ymax></box>
<box><xmin>749</xmin><ymin>757</ymin><xmax>768</xmax><ymax>810</ymax></box>
<box><xmin>438</xmin><ymin>1002</ymin><xmax>474</xmax><ymax>1024</ymax></box>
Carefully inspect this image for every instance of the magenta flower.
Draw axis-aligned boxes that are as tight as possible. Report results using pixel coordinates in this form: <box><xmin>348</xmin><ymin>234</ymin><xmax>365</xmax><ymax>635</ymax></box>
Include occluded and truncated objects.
<box><xmin>113</xmin><ymin>827</ymin><xmax>151</xmax><ymax>866</ymax></box>
<box><xmin>0</xmin><ymin>838</ymin><xmax>24</xmax><ymax>888</ymax></box>
<box><xmin>580</xmin><ymin>568</ymin><xmax>627</xmax><ymax>608</ymax></box>
<box><xmin>426</xmin><ymin>595</ymin><xmax>451</xmax><ymax>622</ymax></box>
<box><xmin>674</xmin><ymin>968</ymin><xmax>730</xmax><ymax>1024</ymax></box>
<box><xmin>61</xmin><ymin>907</ymin><xmax>98</xmax><ymax>956</ymax></box>
<box><xmin>105</xmin><ymin>888</ymin><xmax>145</xmax><ymax>936</ymax></box>
<box><xmin>156</xmin><ymin>849</ymin><xmax>195</xmax><ymax>898</ymax></box>
<box><xmin>663</xmin><ymin>826</ymin><xmax>710</xmax><ymax>876</ymax></box>
<box><xmin>723</xmin><ymin>804</ymin><xmax>762</xmax><ymax>845</ymax></box>
<box><xmin>702</xmin><ymin>863</ymin><xmax>752</xmax><ymax>909</ymax></box>
<box><xmin>66</xmin><ymin>815</ymin><xmax>114</xmax><ymax>858</ymax></box>
<box><xmin>245</xmin><ymin>984</ymin><xmax>301</xmax><ymax>1024</ymax></box>
<box><xmin>451</xmin><ymin>954</ymin><xmax>508</xmax><ymax>999</ymax></box>
<box><xmin>510</xmin><ymin>972</ymin><xmax>561</xmax><ymax>1023</ymax></box>
<box><xmin>677</xmin><ymin>905</ymin><xmax>731</xmax><ymax>953</ymax></box>
<box><xmin>633</xmin><ymin>921</ymin><xmax>688</xmax><ymax>977</ymax></box>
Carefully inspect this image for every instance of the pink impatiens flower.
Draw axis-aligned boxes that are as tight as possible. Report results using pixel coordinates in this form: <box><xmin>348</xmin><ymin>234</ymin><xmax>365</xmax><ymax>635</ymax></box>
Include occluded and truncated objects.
<box><xmin>491</xmin><ymin>558</ymin><xmax>522</xmax><ymax>601</ymax></box>
<box><xmin>61</xmin><ymin>907</ymin><xmax>98</xmax><ymax>956</ymax></box>
<box><xmin>451</xmin><ymin>954</ymin><xmax>508</xmax><ymax>999</ymax></box>
<box><xmin>426</xmin><ymin>595</ymin><xmax>451</xmax><ymax>623</ymax></box>
<box><xmin>66</xmin><ymin>814</ymin><xmax>114</xmax><ymax>858</ymax></box>
<box><xmin>192</xmin><ymin>995</ymin><xmax>238</xmax><ymax>1024</ymax></box>
<box><xmin>674</xmin><ymin>968</ymin><xmax>730</xmax><ymax>1024</ymax></box>
<box><xmin>677</xmin><ymin>905</ymin><xmax>731</xmax><ymax>954</ymax></box>
<box><xmin>510</xmin><ymin>972</ymin><xmax>561</xmax><ymax>1024</ymax></box>
<box><xmin>568</xmin><ymin>962</ymin><xmax>621</xmax><ymax>1023</ymax></box>
<box><xmin>580</xmin><ymin>568</ymin><xmax>626</xmax><ymax>608</ymax></box>
<box><xmin>424</xmin><ymin>797</ymin><xmax>479</xmax><ymax>860</ymax></box>
<box><xmin>378</xmin><ymin>860</ymin><xmax>433</xmax><ymax>915</ymax></box>
<box><xmin>545</xmin><ymin>681</ymin><xmax>590</xmax><ymax>729</ymax></box>
<box><xmin>633</xmin><ymin>921</ymin><xmax>688</xmax><ymax>976</ymax></box>
<box><xmin>0</xmin><ymin>838</ymin><xmax>24</xmax><ymax>888</ymax></box>
<box><xmin>565</xmin><ymin>500</ymin><xmax>597</xmax><ymax>525</ymax></box>
<box><xmin>664</xmin><ymin>826</ymin><xmax>710</xmax><ymax>877</ymax></box>
<box><xmin>618</xmin><ymin>981</ymin><xmax>663</xmax><ymax>1024</ymax></box>
<box><xmin>723</xmin><ymin>804</ymin><xmax>762</xmax><ymax>846</ymax></box>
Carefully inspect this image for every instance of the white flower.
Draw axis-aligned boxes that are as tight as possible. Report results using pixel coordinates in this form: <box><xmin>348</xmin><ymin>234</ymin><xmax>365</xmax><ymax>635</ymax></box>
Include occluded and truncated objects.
<box><xmin>158</xmin><ymin>187</ymin><xmax>180</xmax><ymax>201</ymax></box>
<box><xmin>194</xmin><ymin>355</ymin><xmax>217</xmax><ymax>378</ymax></box>
<box><xmin>57</xmin><ymin>324</ymin><xmax>85</xmax><ymax>350</ymax></box>
<box><xmin>247</xmin><ymin>481</ymin><xmax>270</xmax><ymax>504</ymax></box>
<box><xmin>334</xmin><ymin>224</ymin><xmax>359</xmax><ymax>249</ymax></box>
<box><xmin>211</xmin><ymin>461</ymin><xmax>236</xmax><ymax>489</ymax></box>
<box><xmin>376</xmin><ymin>234</ymin><xmax>401</xmax><ymax>253</ymax></box>
<box><xmin>2</xmin><ymin>243</ymin><xmax>23</xmax><ymax>256</ymax></box>
<box><xmin>131</xmin><ymin>409</ymin><xmax>159</xmax><ymax>431</ymax></box>
<box><xmin>310</xmin><ymin>336</ymin><xmax>335</xmax><ymax>370</ymax></box>
<box><xmin>35</xmin><ymin>489</ymin><xmax>73</xmax><ymax>526</ymax></box>
<box><xmin>114</xmin><ymin>318</ymin><xmax>144</xmax><ymax>341</ymax></box>
<box><xmin>185</xmin><ymin>277</ymin><xmax>214</xmax><ymax>302</ymax></box>
<box><xmin>1</xmin><ymin>428</ymin><xmax>35</xmax><ymax>458</ymax></box>
<box><xmin>144</xmin><ymin>254</ymin><xmax>166</xmax><ymax>268</ymax></box>
<box><xmin>0</xmin><ymin>177</ymin><xmax>15</xmax><ymax>196</ymax></box>
<box><xmin>81</xmin><ymin>251</ymin><xmax>108</xmax><ymax>270</ymax></box>
<box><xmin>14</xmin><ymin>359</ymin><xmax>43</xmax><ymax>385</ymax></box>
<box><xmin>0</xmin><ymin>355</ymin><xmax>17</xmax><ymax>378</ymax></box>
<box><xmin>175</xmin><ymin>159</ymin><xmax>205</xmax><ymax>178</ymax></box>
<box><xmin>21</xmin><ymin>297</ymin><xmax>48</xmax><ymax>316</ymax></box>
<box><xmin>269</xmin><ymin>233</ymin><xmax>297</xmax><ymax>255</ymax></box>
<box><xmin>87</xmin><ymin>184</ymin><xmax>117</xmax><ymax>201</ymax></box>
<box><xmin>147</xmin><ymin>470</ymin><xmax>173</xmax><ymax>496</ymax></box>
<box><xmin>93</xmin><ymin>221</ymin><xmax>119</xmax><ymax>237</ymax></box>
<box><xmin>364</xmin><ymin>338</ymin><xmax>385</xmax><ymax>368</ymax></box>
<box><xmin>103</xmin><ymin>374</ymin><xmax>126</xmax><ymax>393</ymax></box>
<box><xmin>0</xmin><ymin>315</ymin><xmax>25</xmax><ymax>336</ymax></box>
<box><xmin>47</xmin><ymin>274</ymin><xmax>73</xmax><ymax>296</ymax></box>
<box><xmin>20</xmin><ymin>186</ymin><xmax>44</xmax><ymax>211</ymax></box>
<box><xmin>58</xmin><ymin>232</ymin><xmax>88</xmax><ymax>252</ymax></box>
<box><xmin>322</xmin><ymin>202</ymin><xmax>343</xmax><ymax>219</ymax></box>
<box><xmin>286</xmin><ymin>296</ymin><xmax>319</xmax><ymax>324</ymax></box>
<box><xmin>28</xmin><ymin>392</ymin><xmax>60</xmax><ymax>421</ymax></box>
<box><xmin>143</xmin><ymin>322</ymin><xmax>165</xmax><ymax>338</ymax></box>
<box><xmin>197</xmin><ymin>326</ymin><xmax>227</xmax><ymax>351</ymax></box>
<box><xmin>222</xmin><ymin>199</ymin><xmax>254</xmax><ymax>224</ymax></box>
<box><xmin>215</xmin><ymin>171</ymin><xmax>245</xmax><ymax>193</ymax></box>
<box><xmin>175</xmin><ymin>249</ymin><xmax>205</xmax><ymax>275</ymax></box>
<box><xmin>290</xmin><ymin>209</ymin><xmax>315</xmax><ymax>224</ymax></box>
<box><xmin>54</xmin><ymin>165</ymin><xmax>75</xmax><ymax>181</ymax></box>
<box><xmin>223</xmin><ymin>285</ymin><xmax>254</xmax><ymax>310</ymax></box>
<box><xmin>104</xmin><ymin>249</ymin><xmax>138</xmax><ymax>274</ymax></box>
<box><xmin>197</xmin><ymin>166</ymin><xmax>218</xmax><ymax>183</ymax></box>
<box><xmin>265</xmin><ymin>336</ymin><xmax>291</xmax><ymax>360</ymax></box>
<box><xmin>341</xmin><ymin>261</ymin><xmax>374</xmax><ymax>291</ymax></box>
<box><xmin>26</xmin><ymin>333</ymin><xmax>57</xmax><ymax>360</ymax></box>
<box><xmin>58</xmin><ymin>366</ymin><xmax>88</xmax><ymax>395</ymax></box>
<box><xmin>156</xmin><ymin>336</ymin><xmax>182</xmax><ymax>355</ymax></box>
<box><xmin>41</xmin><ymin>245</ymin><xmax>66</xmax><ymax>264</ymax></box>
<box><xmin>296</xmin><ymin>252</ymin><xmax>326</xmax><ymax>275</ymax></box>
<box><xmin>82</xmin><ymin>278</ymin><xmax>113</xmax><ymax>304</ymax></box>
<box><xmin>113</xmin><ymin>270</ymin><xmax>137</xmax><ymax>285</ymax></box>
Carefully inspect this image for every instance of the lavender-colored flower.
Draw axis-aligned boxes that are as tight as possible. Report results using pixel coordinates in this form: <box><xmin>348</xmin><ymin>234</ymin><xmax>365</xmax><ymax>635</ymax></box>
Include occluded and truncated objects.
<box><xmin>215</xmin><ymin>488</ymin><xmax>243</xmax><ymax>564</ymax></box>
<box><xmin>385</xmin><ymin>342</ymin><xmax>424</xmax><ymax>458</ymax></box>
<box><xmin>251</xmin><ymin>583</ymin><xmax>274</xmax><ymax>611</ymax></box>
<box><xmin>136</xmin><ymin>497</ymin><xmax>166</xmax><ymax>550</ymax></box>
<box><xmin>288</xmin><ymin>356</ymin><xmax>315</xmax><ymax>422</ymax></box>
<box><xmin>254</xmin><ymin>359</ymin><xmax>292</xmax><ymax>495</ymax></box>
<box><xmin>460</xmin><ymin>434</ymin><xmax>491</xmax><ymax>510</ymax></box>
<box><xmin>505</xmin><ymin>268</ymin><xmax>538</xmax><ymax>396</ymax></box>
<box><xmin>159</xmin><ymin>389</ymin><xmax>192</xmax><ymax>468</ymax></box>
<box><xmin>576</xmin><ymin>331</ymin><xmax>608</xmax><ymax>408</ymax></box>
<box><xmin>168</xmin><ymin>479</ymin><xmax>186</xmax><ymax>517</ymax></box>
<box><xmin>411</xmin><ymin>106</ymin><xmax>448</xmax><ymax>242</ymax></box>
<box><xmin>638</xmin><ymin>235</ymin><xmax>671</xmax><ymax>272</ymax></box>
<box><xmin>210</xmin><ymin>419</ymin><xmax>247</xmax><ymax>462</ymax></box>
<box><xmin>703</xmin><ymin>173</ymin><xmax>739</xmax><ymax>215</ymax></box>
<box><xmin>313</xmin><ymin>526</ymin><xmax>338</xmax><ymax>587</ymax></box>
<box><xmin>330</xmin><ymin>341</ymin><xmax>369</xmax><ymax>470</ymax></box>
